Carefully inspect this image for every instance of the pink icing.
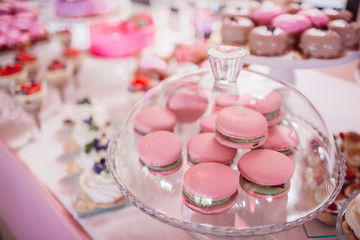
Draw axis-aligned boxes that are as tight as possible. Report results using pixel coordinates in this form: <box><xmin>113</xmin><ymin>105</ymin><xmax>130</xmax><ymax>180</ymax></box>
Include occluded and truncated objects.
<box><xmin>298</xmin><ymin>8</ymin><xmax>330</xmax><ymax>27</ymax></box>
<box><xmin>272</xmin><ymin>14</ymin><xmax>312</xmax><ymax>35</ymax></box>
<box><xmin>237</xmin><ymin>149</ymin><xmax>294</xmax><ymax>185</ymax></box>
<box><xmin>187</xmin><ymin>133</ymin><xmax>237</xmax><ymax>165</ymax></box>
<box><xmin>251</xmin><ymin>4</ymin><xmax>285</xmax><ymax>26</ymax></box>
<box><xmin>183</xmin><ymin>162</ymin><xmax>238</xmax><ymax>201</ymax></box>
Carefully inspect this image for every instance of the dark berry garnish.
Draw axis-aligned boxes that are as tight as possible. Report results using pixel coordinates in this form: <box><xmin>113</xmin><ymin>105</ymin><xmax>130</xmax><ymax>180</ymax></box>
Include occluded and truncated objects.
<box><xmin>83</xmin><ymin>116</ymin><xmax>93</xmax><ymax>125</ymax></box>
<box><xmin>77</xmin><ymin>97</ymin><xmax>91</xmax><ymax>105</ymax></box>
<box><xmin>267</xmin><ymin>25</ymin><xmax>276</xmax><ymax>33</ymax></box>
<box><xmin>346</xmin><ymin>170</ymin><xmax>356</xmax><ymax>181</ymax></box>
<box><xmin>230</xmin><ymin>16</ymin><xmax>237</xmax><ymax>22</ymax></box>
<box><xmin>316</xmin><ymin>25</ymin><xmax>328</xmax><ymax>31</ymax></box>
<box><xmin>339</xmin><ymin>132</ymin><xmax>346</xmax><ymax>140</ymax></box>
<box><xmin>327</xmin><ymin>202</ymin><xmax>337</xmax><ymax>211</ymax></box>
<box><xmin>93</xmin><ymin>162</ymin><xmax>104</xmax><ymax>174</ymax></box>
<box><xmin>100</xmin><ymin>158</ymin><xmax>106</xmax><ymax>165</ymax></box>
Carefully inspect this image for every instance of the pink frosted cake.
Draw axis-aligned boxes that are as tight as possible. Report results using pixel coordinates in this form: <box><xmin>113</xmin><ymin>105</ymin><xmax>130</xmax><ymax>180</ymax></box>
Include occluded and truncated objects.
<box><xmin>56</xmin><ymin>0</ymin><xmax>117</xmax><ymax>17</ymax></box>
<box><xmin>89</xmin><ymin>14</ymin><xmax>155</xmax><ymax>58</ymax></box>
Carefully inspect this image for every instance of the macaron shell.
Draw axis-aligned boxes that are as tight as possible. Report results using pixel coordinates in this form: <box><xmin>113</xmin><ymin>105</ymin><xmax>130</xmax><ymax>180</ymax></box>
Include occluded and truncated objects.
<box><xmin>183</xmin><ymin>162</ymin><xmax>238</xmax><ymax>201</ymax></box>
<box><xmin>182</xmin><ymin>189</ymin><xmax>238</xmax><ymax>215</ymax></box>
<box><xmin>138</xmin><ymin>131</ymin><xmax>182</xmax><ymax>166</ymax></box>
<box><xmin>237</xmin><ymin>149</ymin><xmax>295</xmax><ymax>186</ymax></box>
<box><xmin>262</xmin><ymin>124</ymin><xmax>299</xmax><ymax>151</ymax></box>
<box><xmin>187</xmin><ymin>133</ymin><xmax>237</xmax><ymax>165</ymax></box>
<box><xmin>267</xmin><ymin>107</ymin><xmax>284</xmax><ymax>127</ymax></box>
<box><xmin>135</xmin><ymin>106</ymin><xmax>177</xmax><ymax>133</ymax></box>
<box><xmin>167</xmin><ymin>93</ymin><xmax>208</xmax><ymax>123</ymax></box>
<box><xmin>240</xmin><ymin>181</ymin><xmax>290</xmax><ymax>200</ymax></box>
<box><xmin>245</xmin><ymin>91</ymin><xmax>282</xmax><ymax>114</ymax></box>
<box><xmin>215</xmin><ymin>106</ymin><xmax>268</xmax><ymax>139</ymax></box>
<box><xmin>215</xmin><ymin>129</ymin><xmax>268</xmax><ymax>149</ymax></box>
<box><xmin>199</xmin><ymin>113</ymin><xmax>217</xmax><ymax>133</ymax></box>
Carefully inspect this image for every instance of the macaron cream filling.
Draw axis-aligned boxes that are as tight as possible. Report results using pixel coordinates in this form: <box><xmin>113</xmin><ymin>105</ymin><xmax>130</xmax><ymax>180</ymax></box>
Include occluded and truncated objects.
<box><xmin>134</xmin><ymin>127</ymin><xmax>148</xmax><ymax>136</ymax></box>
<box><xmin>279</xmin><ymin>148</ymin><xmax>294</xmax><ymax>156</ymax></box>
<box><xmin>264</xmin><ymin>108</ymin><xmax>281</xmax><ymax>121</ymax></box>
<box><xmin>140</xmin><ymin>156</ymin><xmax>182</xmax><ymax>171</ymax></box>
<box><xmin>215</xmin><ymin>129</ymin><xmax>266</xmax><ymax>143</ymax></box>
<box><xmin>187</xmin><ymin>153</ymin><xmax>232</xmax><ymax>166</ymax></box>
<box><xmin>182</xmin><ymin>187</ymin><xmax>233</xmax><ymax>207</ymax></box>
<box><xmin>240</xmin><ymin>176</ymin><xmax>290</xmax><ymax>195</ymax></box>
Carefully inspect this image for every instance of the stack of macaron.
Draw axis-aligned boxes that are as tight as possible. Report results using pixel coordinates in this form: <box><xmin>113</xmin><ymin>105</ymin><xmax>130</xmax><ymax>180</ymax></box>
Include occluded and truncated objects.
<box><xmin>134</xmin><ymin>88</ymin><xmax>298</xmax><ymax>215</ymax></box>
<box><xmin>219</xmin><ymin>1</ymin><xmax>358</xmax><ymax>58</ymax></box>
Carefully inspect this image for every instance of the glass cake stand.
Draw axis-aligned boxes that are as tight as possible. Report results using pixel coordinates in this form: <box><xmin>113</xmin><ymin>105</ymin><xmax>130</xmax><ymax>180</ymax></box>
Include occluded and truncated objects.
<box><xmin>107</xmin><ymin>46</ymin><xmax>345</xmax><ymax>239</ymax></box>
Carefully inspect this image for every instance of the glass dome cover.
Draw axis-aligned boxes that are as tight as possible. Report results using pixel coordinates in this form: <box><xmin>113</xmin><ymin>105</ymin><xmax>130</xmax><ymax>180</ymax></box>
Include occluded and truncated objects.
<box><xmin>107</xmin><ymin>46</ymin><xmax>345</xmax><ymax>238</ymax></box>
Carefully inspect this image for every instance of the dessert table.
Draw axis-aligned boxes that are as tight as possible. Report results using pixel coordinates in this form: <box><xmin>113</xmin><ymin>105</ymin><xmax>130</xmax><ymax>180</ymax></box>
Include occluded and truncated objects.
<box><xmin>1</xmin><ymin>48</ymin><xmax>359</xmax><ymax>239</ymax></box>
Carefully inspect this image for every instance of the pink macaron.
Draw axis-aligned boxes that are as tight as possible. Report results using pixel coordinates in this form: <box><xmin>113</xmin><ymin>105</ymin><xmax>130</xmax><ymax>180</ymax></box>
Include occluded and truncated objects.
<box><xmin>182</xmin><ymin>162</ymin><xmax>238</xmax><ymax>215</ymax></box>
<box><xmin>215</xmin><ymin>106</ymin><xmax>268</xmax><ymax>149</ymax></box>
<box><xmin>137</xmin><ymin>131</ymin><xmax>182</xmax><ymax>175</ymax></box>
<box><xmin>199</xmin><ymin>113</ymin><xmax>217</xmax><ymax>133</ymax></box>
<box><xmin>237</xmin><ymin>149</ymin><xmax>295</xmax><ymax>200</ymax></box>
<box><xmin>187</xmin><ymin>133</ymin><xmax>237</xmax><ymax>166</ymax></box>
<box><xmin>134</xmin><ymin>106</ymin><xmax>177</xmax><ymax>136</ymax></box>
<box><xmin>213</xmin><ymin>94</ymin><xmax>240</xmax><ymax>113</ymax></box>
<box><xmin>261</xmin><ymin>124</ymin><xmax>299</xmax><ymax>158</ymax></box>
<box><xmin>166</xmin><ymin>92</ymin><xmax>208</xmax><ymax>123</ymax></box>
<box><xmin>243</xmin><ymin>91</ymin><xmax>284</xmax><ymax>127</ymax></box>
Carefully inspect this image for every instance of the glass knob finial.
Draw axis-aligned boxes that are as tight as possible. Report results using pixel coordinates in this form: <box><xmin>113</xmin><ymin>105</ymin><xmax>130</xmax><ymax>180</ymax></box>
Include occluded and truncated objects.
<box><xmin>207</xmin><ymin>46</ymin><xmax>248</xmax><ymax>84</ymax></box>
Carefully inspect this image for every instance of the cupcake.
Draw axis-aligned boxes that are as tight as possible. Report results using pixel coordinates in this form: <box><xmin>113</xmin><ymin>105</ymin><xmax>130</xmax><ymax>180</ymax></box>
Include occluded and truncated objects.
<box><xmin>221</xmin><ymin>16</ymin><xmax>255</xmax><ymax>44</ymax></box>
<box><xmin>249</xmin><ymin>26</ymin><xmax>288</xmax><ymax>56</ymax></box>
<box><xmin>300</xmin><ymin>26</ymin><xmax>342</xmax><ymax>59</ymax></box>
<box><xmin>328</xmin><ymin>19</ymin><xmax>360</xmax><ymax>48</ymax></box>
<box><xmin>0</xmin><ymin>62</ymin><xmax>26</xmax><ymax>91</ymax></box>
<box><xmin>15</xmin><ymin>49</ymin><xmax>38</xmax><ymax>76</ymax></box>
<box><xmin>76</xmin><ymin>159</ymin><xmax>126</xmax><ymax>217</ymax></box>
